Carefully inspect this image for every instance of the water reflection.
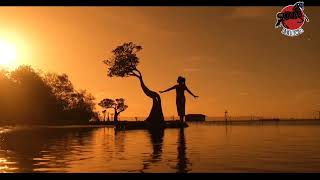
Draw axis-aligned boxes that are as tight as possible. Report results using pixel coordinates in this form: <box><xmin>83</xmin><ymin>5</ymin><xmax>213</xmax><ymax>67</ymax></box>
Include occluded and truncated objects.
<box><xmin>114</xmin><ymin>130</ymin><xmax>126</xmax><ymax>154</ymax></box>
<box><xmin>1</xmin><ymin>124</ymin><xmax>320</xmax><ymax>172</ymax></box>
<box><xmin>1</xmin><ymin>126</ymin><xmax>191</xmax><ymax>173</ymax></box>
<box><xmin>0</xmin><ymin>127</ymin><xmax>98</xmax><ymax>172</ymax></box>
<box><xmin>149</xmin><ymin>129</ymin><xmax>164</xmax><ymax>161</ymax></box>
<box><xmin>141</xmin><ymin>129</ymin><xmax>164</xmax><ymax>172</ymax></box>
<box><xmin>176</xmin><ymin>127</ymin><xmax>190</xmax><ymax>173</ymax></box>
<box><xmin>141</xmin><ymin>127</ymin><xmax>191</xmax><ymax>173</ymax></box>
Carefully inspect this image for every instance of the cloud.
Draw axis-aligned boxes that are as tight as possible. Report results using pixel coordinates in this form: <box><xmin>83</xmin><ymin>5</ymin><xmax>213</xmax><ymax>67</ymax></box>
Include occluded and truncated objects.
<box><xmin>190</xmin><ymin>56</ymin><xmax>201</xmax><ymax>62</ymax></box>
<box><xmin>229</xmin><ymin>70</ymin><xmax>245</xmax><ymax>76</ymax></box>
<box><xmin>206</xmin><ymin>58</ymin><xmax>215</xmax><ymax>63</ymax></box>
<box><xmin>95</xmin><ymin>91</ymin><xmax>108</xmax><ymax>99</ymax></box>
<box><xmin>94</xmin><ymin>91</ymin><xmax>119</xmax><ymax>101</ymax></box>
<box><xmin>208</xmin><ymin>98</ymin><xmax>216</xmax><ymax>103</ymax></box>
<box><xmin>294</xmin><ymin>89</ymin><xmax>320</xmax><ymax>100</ymax></box>
<box><xmin>239</xmin><ymin>92</ymin><xmax>249</xmax><ymax>96</ymax></box>
<box><xmin>183</xmin><ymin>68</ymin><xmax>201</xmax><ymax>72</ymax></box>
<box><xmin>187</xmin><ymin>56</ymin><xmax>215</xmax><ymax>63</ymax></box>
<box><xmin>228</xmin><ymin>7</ymin><xmax>276</xmax><ymax>19</ymax></box>
<box><xmin>183</xmin><ymin>56</ymin><xmax>213</xmax><ymax>73</ymax></box>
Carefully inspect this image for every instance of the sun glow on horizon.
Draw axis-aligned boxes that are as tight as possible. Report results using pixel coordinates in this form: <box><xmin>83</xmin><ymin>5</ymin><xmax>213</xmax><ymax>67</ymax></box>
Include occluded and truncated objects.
<box><xmin>0</xmin><ymin>39</ymin><xmax>17</xmax><ymax>69</ymax></box>
<box><xmin>0</xmin><ymin>30</ymin><xmax>32</xmax><ymax>70</ymax></box>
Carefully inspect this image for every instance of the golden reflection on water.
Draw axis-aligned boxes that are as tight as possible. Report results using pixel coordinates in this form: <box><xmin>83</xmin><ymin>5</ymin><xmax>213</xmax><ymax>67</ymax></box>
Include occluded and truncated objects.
<box><xmin>0</xmin><ymin>123</ymin><xmax>320</xmax><ymax>172</ymax></box>
<box><xmin>0</xmin><ymin>155</ymin><xmax>18</xmax><ymax>173</ymax></box>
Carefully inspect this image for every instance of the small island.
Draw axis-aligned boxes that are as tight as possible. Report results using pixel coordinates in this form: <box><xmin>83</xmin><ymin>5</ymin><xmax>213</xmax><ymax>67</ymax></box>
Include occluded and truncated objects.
<box><xmin>185</xmin><ymin>114</ymin><xmax>206</xmax><ymax>122</ymax></box>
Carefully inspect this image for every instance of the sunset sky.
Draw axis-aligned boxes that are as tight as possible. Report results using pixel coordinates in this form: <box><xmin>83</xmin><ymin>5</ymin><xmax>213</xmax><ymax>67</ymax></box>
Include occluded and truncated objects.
<box><xmin>0</xmin><ymin>7</ymin><xmax>319</xmax><ymax>119</ymax></box>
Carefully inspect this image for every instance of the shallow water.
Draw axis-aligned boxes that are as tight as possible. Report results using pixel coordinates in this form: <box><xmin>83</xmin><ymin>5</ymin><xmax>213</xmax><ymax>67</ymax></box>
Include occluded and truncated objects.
<box><xmin>1</xmin><ymin>122</ymin><xmax>320</xmax><ymax>172</ymax></box>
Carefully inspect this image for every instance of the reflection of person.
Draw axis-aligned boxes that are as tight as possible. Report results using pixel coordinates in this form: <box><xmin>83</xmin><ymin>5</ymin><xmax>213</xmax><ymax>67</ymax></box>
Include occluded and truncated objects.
<box><xmin>177</xmin><ymin>127</ymin><xmax>189</xmax><ymax>173</ymax></box>
<box><xmin>159</xmin><ymin>76</ymin><xmax>198</xmax><ymax>123</ymax></box>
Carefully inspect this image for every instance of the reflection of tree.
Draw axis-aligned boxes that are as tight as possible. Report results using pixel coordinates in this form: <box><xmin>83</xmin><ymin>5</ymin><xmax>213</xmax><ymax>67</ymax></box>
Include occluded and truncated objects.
<box><xmin>225</xmin><ymin>124</ymin><xmax>228</xmax><ymax>137</ymax></box>
<box><xmin>176</xmin><ymin>127</ymin><xmax>190</xmax><ymax>173</ymax></box>
<box><xmin>0</xmin><ymin>127</ymin><xmax>97</xmax><ymax>172</ymax></box>
<box><xmin>141</xmin><ymin>129</ymin><xmax>164</xmax><ymax>172</ymax></box>
<box><xmin>114</xmin><ymin>130</ymin><xmax>126</xmax><ymax>154</ymax></box>
<box><xmin>150</xmin><ymin>129</ymin><xmax>164</xmax><ymax>161</ymax></box>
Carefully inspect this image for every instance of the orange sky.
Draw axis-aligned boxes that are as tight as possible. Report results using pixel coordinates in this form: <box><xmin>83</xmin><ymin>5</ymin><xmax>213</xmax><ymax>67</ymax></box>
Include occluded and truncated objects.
<box><xmin>0</xmin><ymin>7</ymin><xmax>319</xmax><ymax>119</ymax></box>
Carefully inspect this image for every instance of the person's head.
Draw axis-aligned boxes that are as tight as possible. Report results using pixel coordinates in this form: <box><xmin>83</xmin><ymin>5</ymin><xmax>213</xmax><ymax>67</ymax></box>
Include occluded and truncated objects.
<box><xmin>177</xmin><ymin>76</ymin><xmax>186</xmax><ymax>85</ymax></box>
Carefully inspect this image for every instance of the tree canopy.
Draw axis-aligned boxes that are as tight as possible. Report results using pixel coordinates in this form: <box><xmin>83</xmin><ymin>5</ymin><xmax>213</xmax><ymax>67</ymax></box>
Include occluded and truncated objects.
<box><xmin>98</xmin><ymin>98</ymin><xmax>128</xmax><ymax>114</ymax></box>
<box><xmin>98</xmin><ymin>98</ymin><xmax>116</xmax><ymax>109</ymax></box>
<box><xmin>103</xmin><ymin>42</ymin><xmax>142</xmax><ymax>78</ymax></box>
<box><xmin>0</xmin><ymin>65</ymin><xmax>96</xmax><ymax>125</ymax></box>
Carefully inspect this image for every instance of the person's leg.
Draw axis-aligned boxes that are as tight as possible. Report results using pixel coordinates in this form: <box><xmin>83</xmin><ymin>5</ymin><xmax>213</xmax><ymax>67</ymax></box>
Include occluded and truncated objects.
<box><xmin>177</xmin><ymin>97</ymin><xmax>186</xmax><ymax>123</ymax></box>
<box><xmin>177</xmin><ymin>99</ymin><xmax>182</xmax><ymax>122</ymax></box>
<box><xmin>180</xmin><ymin>115</ymin><xmax>184</xmax><ymax>123</ymax></box>
<box><xmin>181</xmin><ymin>98</ymin><xmax>185</xmax><ymax>123</ymax></box>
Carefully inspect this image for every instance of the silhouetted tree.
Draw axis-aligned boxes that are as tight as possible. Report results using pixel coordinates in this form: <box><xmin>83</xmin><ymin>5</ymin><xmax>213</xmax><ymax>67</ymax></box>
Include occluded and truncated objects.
<box><xmin>102</xmin><ymin>110</ymin><xmax>106</xmax><ymax>121</ymax></box>
<box><xmin>44</xmin><ymin>73</ymin><xmax>74</xmax><ymax>111</ymax></box>
<box><xmin>98</xmin><ymin>98</ymin><xmax>114</xmax><ymax>110</ymax></box>
<box><xmin>44</xmin><ymin>73</ymin><xmax>96</xmax><ymax>124</ymax></box>
<box><xmin>103</xmin><ymin>42</ymin><xmax>164</xmax><ymax>127</ymax></box>
<box><xmin>67</xmin><ymin>89</ymin><xmax>96</xmax><ymax>123</ymax></box>
<box><xmin>10</xmin><ymin>65</ymin><xmax>55</xmax><ymax>123</ymax></box>
<box><xmin>0</xmin><ymin>68</ymin><xmax>15</xmax><ymax>124</ymax></box>
<box><xmin>0</xmin><ymin>65</ymin><xmax>96</xmax><ymax>125</ymax></box>
<box><xmin>98</xmin><ymin>98</ymin><xmax>128</xmax><ymax>122</ymax></box>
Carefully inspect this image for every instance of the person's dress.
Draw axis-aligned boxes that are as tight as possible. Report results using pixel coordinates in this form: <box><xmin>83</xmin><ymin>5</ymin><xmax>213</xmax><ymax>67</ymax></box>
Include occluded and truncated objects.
<box><xmin>176</xmin><ymin>96</ymin><xmax>186</xmax><ymax>117</ymax></box>
<box><xmin>176</xmin><ymin>85</ymin><xmax>186</xmax><ymax>117</ymax></box>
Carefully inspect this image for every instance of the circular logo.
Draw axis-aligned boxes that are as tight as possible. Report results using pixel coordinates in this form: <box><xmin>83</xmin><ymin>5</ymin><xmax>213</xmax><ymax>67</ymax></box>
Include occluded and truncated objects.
<box><xmin>278</xmin><ymin>5</ymin><xmax>306</xmax><ymax>30</ymax></box>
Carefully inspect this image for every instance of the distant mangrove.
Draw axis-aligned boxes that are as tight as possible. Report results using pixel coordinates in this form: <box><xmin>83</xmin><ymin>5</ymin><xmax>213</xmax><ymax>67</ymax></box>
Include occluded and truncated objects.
<box><xmin>0</xmin><ymin>65</ymin><xmax>97</xmax><ymax>125</ymax></box>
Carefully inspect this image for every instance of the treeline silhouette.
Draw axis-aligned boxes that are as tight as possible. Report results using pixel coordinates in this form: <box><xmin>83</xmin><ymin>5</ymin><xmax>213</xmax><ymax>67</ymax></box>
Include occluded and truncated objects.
<box><xmin>0</xmin><ymin>65</ymin><xmax>96</xmax><ymax>125</ymax></box>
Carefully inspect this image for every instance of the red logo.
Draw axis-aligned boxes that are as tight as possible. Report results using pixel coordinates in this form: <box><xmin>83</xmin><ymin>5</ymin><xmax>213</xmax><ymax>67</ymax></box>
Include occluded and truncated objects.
<box><xmin>275</xmin><ymin>1</ymin><xmax>309</xmax><ymax>37</ymax></box>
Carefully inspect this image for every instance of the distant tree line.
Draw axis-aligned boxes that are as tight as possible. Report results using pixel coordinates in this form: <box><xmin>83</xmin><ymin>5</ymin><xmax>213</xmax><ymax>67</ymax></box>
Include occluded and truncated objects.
<box><xmin>0</xmin><ymin>65</ymin><xmax>97</xmax><ymax>125</ymax></box>
<box><xmin>98</xmin><ymin>98</ymin><xmax>128</xmax><ymax>122</ymax></box>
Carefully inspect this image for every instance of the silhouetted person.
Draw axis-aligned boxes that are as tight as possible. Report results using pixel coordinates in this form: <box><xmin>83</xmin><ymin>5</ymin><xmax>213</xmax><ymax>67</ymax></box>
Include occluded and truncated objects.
<box><xmin>160</xmin><ymin>76</ymin><xmax>198</xmax><ymax>123</ymax></box>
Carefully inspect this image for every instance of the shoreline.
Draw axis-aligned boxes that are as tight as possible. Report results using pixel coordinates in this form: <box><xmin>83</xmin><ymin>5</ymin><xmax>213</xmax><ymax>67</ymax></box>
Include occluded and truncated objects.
<box><xmin>1</xmin><ymin>119</ymin><xmax>320</xmax><ymax>128</ymax></box>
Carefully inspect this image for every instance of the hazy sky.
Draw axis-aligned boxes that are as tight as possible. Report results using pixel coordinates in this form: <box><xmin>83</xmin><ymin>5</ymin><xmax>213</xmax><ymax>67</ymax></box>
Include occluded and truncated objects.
<box><xmin>0</xmin><ymin>7</ymin><xmax>319</xmax><ymax>119</ymax></box>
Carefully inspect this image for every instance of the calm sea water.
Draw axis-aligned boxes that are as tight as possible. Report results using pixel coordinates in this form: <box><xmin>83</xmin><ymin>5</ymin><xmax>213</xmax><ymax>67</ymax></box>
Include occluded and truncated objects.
<box><xmin>1</xmin><ymin>122</ymin><xmax>320</xmax><ymax>173</ymax></box>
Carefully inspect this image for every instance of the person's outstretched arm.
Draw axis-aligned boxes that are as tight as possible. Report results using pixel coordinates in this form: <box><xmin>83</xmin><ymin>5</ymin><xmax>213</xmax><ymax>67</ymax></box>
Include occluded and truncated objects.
<box><xmin>159</xmin><ymin>85</ymin><xmax>176</xmax><ymax>93</ymax></box>
<box><xmin>186</xmin><ymin>86</ymin><xmax>199</xmax><ymax>98</ymax></box>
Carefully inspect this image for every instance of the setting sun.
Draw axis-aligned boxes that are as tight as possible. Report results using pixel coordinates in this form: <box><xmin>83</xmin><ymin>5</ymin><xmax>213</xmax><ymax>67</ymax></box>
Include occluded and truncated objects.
<box><xmin>0</xmin><ymin>40</ymin><xmax>17</xmax><ymax>68</ymax></box>
<box><xmin>0</xmin><ymin>5</ymin><xmax>319</xmax><ymax>173</ymax></box>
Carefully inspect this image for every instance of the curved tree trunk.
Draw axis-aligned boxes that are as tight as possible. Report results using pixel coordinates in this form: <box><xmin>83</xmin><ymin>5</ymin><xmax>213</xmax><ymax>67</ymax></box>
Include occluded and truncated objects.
<box><xmin>136</xmin><ymin>75</ymin><xmax>165</xmax><ymax>127</ymax></box>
